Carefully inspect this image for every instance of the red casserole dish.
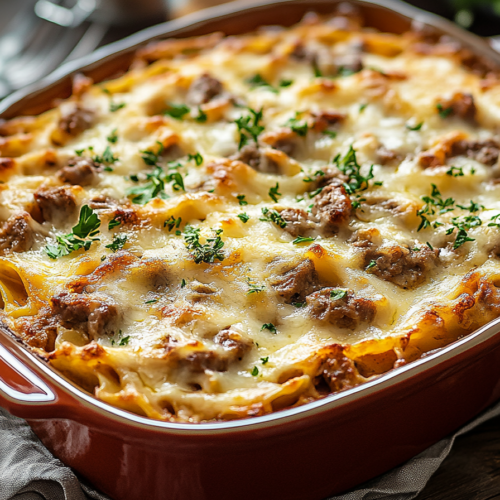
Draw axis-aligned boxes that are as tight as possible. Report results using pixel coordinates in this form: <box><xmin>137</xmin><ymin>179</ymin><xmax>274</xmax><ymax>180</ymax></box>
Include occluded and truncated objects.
<box><xmin>2</xmin><ymin>1</ymin><xmax>500</xmax><ymax>498</ymax></box>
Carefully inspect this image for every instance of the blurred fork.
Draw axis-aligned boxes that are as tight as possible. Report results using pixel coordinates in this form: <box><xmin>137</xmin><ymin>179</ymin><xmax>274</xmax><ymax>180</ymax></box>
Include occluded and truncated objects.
<box><xmin>0</xmin><ymin>0</ymin><xmax>108</xmax><ymax>98</ymax></box>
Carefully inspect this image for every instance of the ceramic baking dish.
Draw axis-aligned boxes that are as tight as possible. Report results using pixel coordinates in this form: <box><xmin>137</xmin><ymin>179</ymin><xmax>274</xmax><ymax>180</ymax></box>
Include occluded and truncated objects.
<box><xmin>2</xmin><ymin>1</ymin><xmax>500</xmax><ymax>499</ymax></box>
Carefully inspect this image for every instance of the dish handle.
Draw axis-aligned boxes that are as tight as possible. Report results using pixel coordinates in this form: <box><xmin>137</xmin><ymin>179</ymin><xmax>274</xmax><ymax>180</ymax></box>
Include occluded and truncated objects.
<box><xmin>0</xmin><ymin>342</ymin><xmax>57</xmax><ymax>416</ymax></box>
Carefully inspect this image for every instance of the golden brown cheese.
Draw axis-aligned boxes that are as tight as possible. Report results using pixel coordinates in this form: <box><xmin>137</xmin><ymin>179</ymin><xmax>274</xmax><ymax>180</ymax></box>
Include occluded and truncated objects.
<box><xmin>1</xmin><ymin>10</ymin><xmax>500</xmax><ymax>422</ymax></box>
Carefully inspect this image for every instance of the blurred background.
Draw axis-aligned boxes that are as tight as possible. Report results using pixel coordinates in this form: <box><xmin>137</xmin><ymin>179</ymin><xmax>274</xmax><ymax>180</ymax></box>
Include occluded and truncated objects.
<box><xmin>0</xmin><ymin>0</ymin><xmax>498</xmax><ymax>97</ymax></box>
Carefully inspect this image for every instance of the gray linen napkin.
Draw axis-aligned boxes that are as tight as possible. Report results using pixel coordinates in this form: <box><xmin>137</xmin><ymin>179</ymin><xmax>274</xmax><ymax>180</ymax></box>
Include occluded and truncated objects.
<box><xmin>1</xmin><ymin>401</ymin><xmax>500</xmax><ymax>500</ymax></box>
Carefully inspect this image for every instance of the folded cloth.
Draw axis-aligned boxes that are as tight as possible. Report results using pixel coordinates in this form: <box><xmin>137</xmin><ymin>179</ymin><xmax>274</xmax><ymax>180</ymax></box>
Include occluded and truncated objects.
<box><xmin>1</xmin><ymin>401</ymin><xmax>500</xmax><ymax>500</ymax></box>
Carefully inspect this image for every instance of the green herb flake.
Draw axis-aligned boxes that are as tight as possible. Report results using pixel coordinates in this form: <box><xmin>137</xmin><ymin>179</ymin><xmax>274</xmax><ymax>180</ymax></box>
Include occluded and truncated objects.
<box><xmin>334</xmin><ymin>145</ymin><xmax>374</xmax><ymax>195</ymax></box>
<box><xmin>292</xmin><ymin>236</ymin><xmax>315</xmax><ymax>245</ymax></box>
<box><xmin>195</xmin><ymin>106</ymin><xmax>207</xmax><ymax>123</ymax></box>
<box><xmin>181</xmin><ymin>279</ymin><xmax>187</xmax><ymax>288</ymax></box>
<box><xmin>237</xmin><ymin>213</ymin><xmax>250</xmax><ymax>223</ymax></box>
<box><xmin>164</xmin><ymin>102</ymin><xmax>190</xmax><ymax>120</ymax></box>
<box><xmin>261</xmin><ymin>323</ymin><xmax>277</xmax><ymax>334</ymax></box>
<box><xmin>260</xmin><ymin>357</ymin><xmax>269</xmax><ymax>365</ymax></box>
<box><xmin>426</xmin><ymin>242</ymin><xmax>434</xmax><ymax>250</ymax></box>
<box><xmin>237</xmin><ymin>194</ymin><xmax>248</xmax><ymax>206</ymax></box>
<box><xmin>366</xmin><ymin>260</ymin><xmax>376</xmax><ymax>270</ymax></box>
<box><xmin>108</xmin><ymin>217</ymin><xmax>121</xmax><ymax>230</ymax></box>
<box><xmin>260</xmin><ymin>207</ymin><xmax>287</xmax><ymax>228</ymax></box>
<box><xmin>45</xmin><ymin>205</ymin><xmax>101</xmax><ymax>259</ymax></box>
<box><xmin>292</xmin><ymin>302</ymin><xmax>306</xmax><ymax>308</ymax></box>
<box><xmin>145</xmin><ymin>299</ymin><xmax>158</xmax><ymax>304</ymax></box>
<box><xmin>406</xmin><ymin>122</ymin><xmax>423</xmax><ymax>131</ymax></box>
<box><xmin>164</xmin><ymin>216</ymin><xmax>182</xmax><ymax>232</ymax></box>
<box><xmin>268</xmin><ymin>182</ymin><xmax>282</xmax><ymax>202</ymax></box>
<box><xmin>107</xmin><ymin>128</ymin><xmax>118</xmax><ymax>144</ymax></box>
<box><xmin>330</xmin><ymin>289</ymin><xmax>347</xmax><ymax>300</ymax></box>
<box><xmin>110</xmin><ymin>102</ymin><xmax>126</xmax><ymax>113</ymax></box>
<box><xmin>119</xmin><ymin>335</ymin><xmax>130</xmax><ymax>346</ymax></box>
<box><xmin>359</xmin><ymin>103</ymin><xmax>368</xmax><ymax>113</ymax></box>
<box><xmin>322</xmin><ymin>130</ymin><xmax>337</xmax><ymax>138</ymax></box>
<box><xmin>105</xmin><ymin>234</ymin><xmax>127</xmax><ymax>252</ymax></box>
<box><xmin>279</xmin><ymin>79</ymin><xmax>293</xmax><ymax>87</ymax></box>
<box><xmin>446</xmin><ymin>165</ymin><xmax>464</xmax><ymax>177</ymax></box>
<box><xmin>246</xmin><ymin>74</ymin><xmax>278</xmax><ymax>93</ymax></box>
<box><xmin>187</xmin><ymin>152</ymin><xmax>203</xmax><ymax>166</ymax></box>
<box><xmin>436</xmin><ymin>103</ymin><xmax>453</xmax><ymax>119</ymax></box>
<box><xmin>251</xmin><ymin>366</ymin><xmax>259</xmax><ymax>376</ymax></box>
<box><xmin>183</xmin><ymin>226</ymin><xmax>225</xmax><ymax>264</ymax></box>
<box><xmin>234</xmin><ymin>108</ymin><xmax>265</xmax><ymax>149</ymax></box>
<box><xmin>247</xmin><ymin>279</ymin><xmax>265</xmax><ymax>295</ymax></box>
<box><xmin>285</xmin><ymin>113</ymin><xmax>308</xmax><ymax>137</ymax></box>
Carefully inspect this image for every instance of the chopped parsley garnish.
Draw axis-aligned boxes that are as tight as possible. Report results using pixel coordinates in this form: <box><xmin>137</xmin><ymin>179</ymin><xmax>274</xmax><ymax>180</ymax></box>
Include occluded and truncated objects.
<box><xmin>303</xmin><ymin>170</ymin><xmax>325</xmax><ymax>183</ymax></box>
<box><xmin>417</xmin><ymin>184</ymin><xmax>455</xmax><ymax>231</ymax></box>
<box><xmin>268</xmin><ymin>182</ymin><xmax>282</xmax><ymax>202</ymax></box>
<box><xmin>237</xmin><ymin>194</ymin><xmax>248</xmax><ymax>206</ymax></box>
<box><xmin>234</xmin><ymin>107</ymin><xmax>265</xmax><ymax>149</ymax></box>
<box><xmin>195</xmin><ymin>106</ymin><xmax>207</xmax><ymax>123</ymax></box>
<box><xmin>366</xmin><ymin>260</ymin><xmax>376</xmax><ymax>270</ymax></box>
<box><xmin>141</xmin><ymin>141</ymin><xmax>164</xmax><ymax>166</ymax></box>
<box><xmin>75</xmin><ymin>149</ymin><xmax>84</xmax><ymax>156</ymax></box>
<box><xmin>406</xmin><ymin>122</ymin><xmax>423</xmax><ymax>131</ymax></box>
<box><xmin>181</xmin><ymin>279</ymin><xmax>187</xmax><ymax>288</ymax></box>
<box><xmin>292</xmin><ymin>236</ymin><xmax>315</xmax><ymax>245</ymax></box>
<box><xmin>359</xmin><ymin>103</ymin><xmax>368</xmax><ymax>113</ymax></box>
<box><xmin>260</xmin><ymin>207</ymin><xmax>287</xmax><ymax>228</ymax></box>
<box><xmin>164</xmin><ymin>102</ymin><xmax>190</xmax><ymax>120</ymax></box>
<box><xmin>312</xmin><ymin>60</ymin><xmax>323</xmax><ymax>78</ymax></box>
<box><xmin>127</xmin><ymin>165</ymin><xmax>170</xmax><ymax>204</ymax></box>
<box><xmin>456</xmin><ymin>200</ymin><xmax>484</xmax><ymax>213</ymax></box>
<box><xmin>187</xmin><ymin>152</ymin><xmax>203</xmax><ymax>166</ymax></box>
<box><xmin>330</xmin><ymin>289</ymin><xmax>347</xmax><ymax>300</ymax></box>
<box><xmin>183</xmin><ymin>226</ymin><xmax>225</xmax><ymax>264</ymax></box>
<box><xmin>261</xmin><ymin>323</ymin><xmax>277</xmax><ymax>334</ymax></box>
<box><xmin>108</xmin><ymin>217</ymin><xmax>121</xmax><ymax>230</ymax></box>
<box><xmin>110</xmin><ymin>102</ymin><xmax>126</xmax><ymax>113</ymax></box>
<box><xmin>119</xmin><ymin>335</ymin><xmax>130</xmax><ymax>346</ymax></box>
<box><xmin>107</xmin><ymin>128</ymin><xmax>118</xmax><ymax>143</ymax></box>
<box><xmin>246</xmin><ymin>74</ymin><xmax>278</xmax><ymax>93</ymax></box>
<box><xmin>127</xmin><ymin>143</ymin><xmax>185</xmax><ymax>204</ymax></box>
<box><xmin>92</xmin><ymin>146</ymin><xmax>119</xmax><ymax>170</ymax></box>
<box><xmin>488</xmin><ymin>214</ymin><xmax>500</xmax><ymax>229</ymax></box>
<box><xmin>308</xmin><ymin>187</ymin><xmax>323</xmax><ymax>198</ymax></box>
<box><xmin>292</xmin><ymin>302</ymin><xmax>306</xmax><ymax>308</ymax></box>
<box><xmin>322</xmin><ymin>130</ymin><xmax>337</xmax><ymax>138</ymax></box>
<box><xmin>105</xmin><ymin>233</ymin><xmax>127</xmax><ymax>252</ymax></box>
<box><xmin>45</xmin><ymin>205</ymin><xmax>101</xmax><ymax>259</ymax></box>
<box><xmin>436</xmin><ymin>103</ymin><xmax>453</xmax><ymax>119</ymax></box>
<box><xmin>279</xmin><ymin>79</ymin><xmax>293</xmax><ymax>87</ymax></box>
<box><xmin>251</xmin><ymin>366</ymin><xmax>259</xmax><ymax>376</ymax></box>
<box><xmin>238</xmin><ymin>213</ymin><xmax>250</xmax><ymax>223</ymax></box>
<box><xmin>164</xmin><ymin>216</ymin><xmax>182</xmax><ymax>232</ymax></box>
<box><xmin>446</xmin><ymin>165</ymin><xmax>464</xmax><ymax>177</ymax></box>
<box><xmin>168</xmin><ymin>171</ymin><xmax>185</xmax><ymax>192</ymax></box>
<box><xmin>285</xmin><ymin>113</ymin><xmax>308</xmax><ymax>137</ymax></box>
<box><xmin>260</xmin><ymin>357</ymin><xmax>269</xmax><ymax>364</ymax></box>
<box><xmin>426</xmin><ymin>242</ymin><xmax>434</xmax><ymax>250</ymax></box>
<box><xmin>145</xmin><ymin>299</ymin><xmax>158</xmax><ymax>304</ymax></box>
<box><xmin>334</xmin><ymin>145</ymin><xmax>374</xmax><ymax>195</ymax></box>
<box><xmin>447</xmin><ymin>215</ymin><xmax>482</xmax><ymax>249</ymax></box>
<box><xmin>247</xmin><ymin>279</ymin><xmax>265</xmax><ymax>294</ymax></box>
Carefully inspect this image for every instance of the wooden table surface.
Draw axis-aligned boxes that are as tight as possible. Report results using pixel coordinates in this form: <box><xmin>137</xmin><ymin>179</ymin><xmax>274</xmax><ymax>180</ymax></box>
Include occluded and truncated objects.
<box><xmin>416</xmin><ymin>416</ymin><xmax>500</xmax><ymax>499</ymax></box>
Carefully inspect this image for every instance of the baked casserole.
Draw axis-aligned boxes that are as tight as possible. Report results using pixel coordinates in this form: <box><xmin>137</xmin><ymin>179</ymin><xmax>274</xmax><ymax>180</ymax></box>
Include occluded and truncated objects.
<box><xmin>1</xmin><ymin>7</ymin><xmax>500</xmax><ymax>423</ymax></box>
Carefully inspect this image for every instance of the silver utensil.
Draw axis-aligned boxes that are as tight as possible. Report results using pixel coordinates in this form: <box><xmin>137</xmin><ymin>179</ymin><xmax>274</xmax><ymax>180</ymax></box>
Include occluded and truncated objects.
<box><xmin>0</xmin><ymin>0</ymin><xmax>167</xmax><ymax>99</ymax></box>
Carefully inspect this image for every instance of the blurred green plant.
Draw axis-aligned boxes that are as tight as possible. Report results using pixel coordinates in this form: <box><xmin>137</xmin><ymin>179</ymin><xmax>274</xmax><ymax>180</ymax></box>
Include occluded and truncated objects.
<box><xmin>450</xmin><ymin>0</ymin><xmax>500</xmax><ymax>27</ymax></box>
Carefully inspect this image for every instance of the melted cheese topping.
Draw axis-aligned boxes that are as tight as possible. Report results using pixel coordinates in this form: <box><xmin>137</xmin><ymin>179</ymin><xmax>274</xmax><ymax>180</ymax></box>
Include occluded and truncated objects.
<box><xmin>1</xmin><ymin>13</ymin><xmax>500</xmax><ymax>422</ymax></box>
